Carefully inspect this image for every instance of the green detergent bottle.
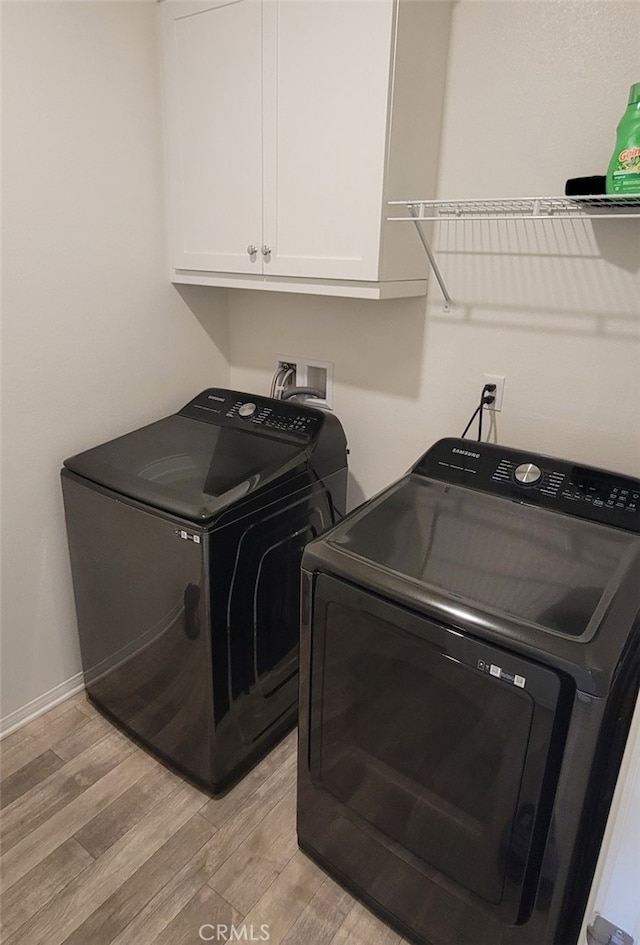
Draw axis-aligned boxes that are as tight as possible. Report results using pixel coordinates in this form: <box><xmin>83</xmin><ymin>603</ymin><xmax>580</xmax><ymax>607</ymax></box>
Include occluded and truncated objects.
<box><xmin>606</xmin><ymin>82</ymin><xmax>640</xmax><ymax>195</ymax></box>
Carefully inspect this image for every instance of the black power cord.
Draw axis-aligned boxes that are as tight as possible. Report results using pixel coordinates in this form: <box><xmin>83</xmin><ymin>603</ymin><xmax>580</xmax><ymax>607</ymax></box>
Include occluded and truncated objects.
<box><xmin>461</xmin><ymin>383</ymin><xmax>497</xmax><ymax>441</ymax></box>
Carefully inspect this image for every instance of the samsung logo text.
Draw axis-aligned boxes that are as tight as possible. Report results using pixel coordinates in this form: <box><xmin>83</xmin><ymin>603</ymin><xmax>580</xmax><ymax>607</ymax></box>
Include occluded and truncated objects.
<box><xmin>452</xmin><ymin>448</ymin><xmax>480</xmax><ymax>459</ymax></box>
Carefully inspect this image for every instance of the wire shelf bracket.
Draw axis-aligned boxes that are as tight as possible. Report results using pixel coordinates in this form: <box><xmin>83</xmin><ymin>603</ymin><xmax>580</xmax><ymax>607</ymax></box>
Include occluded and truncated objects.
<box><xmin>408</xmin><ymin>204</ymin><xmax>453</xmax><ymax>312</ymax></box>
<box><xmin>389</xmin><ymin>195</ymin><xmax>640</xmax><ymax>309</ymax></box>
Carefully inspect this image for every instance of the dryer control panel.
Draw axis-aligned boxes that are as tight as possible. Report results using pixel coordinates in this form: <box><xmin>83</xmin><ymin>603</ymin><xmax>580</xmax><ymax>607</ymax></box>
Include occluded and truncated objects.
<box><xmin>414</xmin><ymin>438</ymin><xmax>640</xmax><ymax>533</ymax></box>
<box><xmin>179</xmin><ymin>388</ymin><xmax>323</xmax><ymax>443</ymax></box>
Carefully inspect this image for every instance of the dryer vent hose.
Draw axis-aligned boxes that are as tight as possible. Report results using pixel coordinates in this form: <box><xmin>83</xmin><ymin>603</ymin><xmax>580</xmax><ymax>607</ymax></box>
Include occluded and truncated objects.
<box><xmin>280</xmin><ymin>387</ymin><xmax>325</xmax><ymax>402</ymax></box>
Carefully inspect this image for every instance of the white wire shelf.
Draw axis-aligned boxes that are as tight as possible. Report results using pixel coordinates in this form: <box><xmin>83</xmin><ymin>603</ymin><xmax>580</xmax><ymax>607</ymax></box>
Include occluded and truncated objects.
<box><xmin>388</xmin><ymin>195</ymin><xmax>640</xmax><ymax>222</ymax></box>
<box><xmin>387</xmin><ymin>196</ymin><xmax>640</xmax><ymax>309</ymax></box>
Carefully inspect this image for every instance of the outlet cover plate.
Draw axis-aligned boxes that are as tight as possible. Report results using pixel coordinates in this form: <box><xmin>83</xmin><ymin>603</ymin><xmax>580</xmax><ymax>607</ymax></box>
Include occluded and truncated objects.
<box><xmin>484</xmin><ymin>374</ymin><xmax>506</xmax><ymax>412</ymax></box>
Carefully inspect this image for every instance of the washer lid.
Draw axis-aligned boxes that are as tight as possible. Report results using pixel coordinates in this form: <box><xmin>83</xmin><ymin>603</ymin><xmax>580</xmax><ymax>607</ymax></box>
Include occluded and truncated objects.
<box><xmin>63</xmin><ymin>414</ymin><xmax>308</xmax><ymax>523</ymax></box>
<box><xmin>308</xmin><ymin>474</ymin><xmax>640</xmax><ymax>694</ymax></box>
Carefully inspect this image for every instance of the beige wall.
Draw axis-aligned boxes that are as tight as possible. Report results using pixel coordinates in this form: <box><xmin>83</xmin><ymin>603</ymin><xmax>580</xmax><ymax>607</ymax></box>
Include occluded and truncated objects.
<box><xmin>1</xmin><ymin>1</ymin><xmax>229</xmax><ymax>725</ymax></box>
<box><xmin>229</xmin><ymin>1</ymin><xmax>640</xmax><ymax>507</ymax></box>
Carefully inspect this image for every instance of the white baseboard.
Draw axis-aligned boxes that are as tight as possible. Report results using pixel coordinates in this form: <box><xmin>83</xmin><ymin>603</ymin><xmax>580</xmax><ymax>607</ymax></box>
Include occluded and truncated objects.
<box><xmin>0</xmin><ymin>673</ymin><xmax>86</xmax><ymax>740</ymax></box>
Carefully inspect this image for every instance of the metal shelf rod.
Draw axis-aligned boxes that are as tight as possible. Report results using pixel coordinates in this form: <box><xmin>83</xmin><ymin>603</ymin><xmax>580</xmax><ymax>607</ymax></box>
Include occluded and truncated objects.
<box><xmin>388</xmin><ymin>195</ymin><xmax>640</xmax><ymax>221</ymax></box>
<box><xmin>389</xmin><ymin>213</ymin><xmax>640</xmax><ymax>222</ymax></box>
<box><xmin>409</xmin><ymin>205</ymin><xmax>453</xmax><ymax>311</ymax></box>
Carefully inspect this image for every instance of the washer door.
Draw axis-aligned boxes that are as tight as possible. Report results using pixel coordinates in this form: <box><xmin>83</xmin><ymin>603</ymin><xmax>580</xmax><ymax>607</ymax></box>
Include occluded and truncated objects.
<box><xmin>307</xmin><ymin>575</ymin><xmax>567</xmax><ymax>924</ymax></box>
<box><xmin>219</xmin><ymin>484</ymin><xmax>336</xmax><ymax>744</ymax></box>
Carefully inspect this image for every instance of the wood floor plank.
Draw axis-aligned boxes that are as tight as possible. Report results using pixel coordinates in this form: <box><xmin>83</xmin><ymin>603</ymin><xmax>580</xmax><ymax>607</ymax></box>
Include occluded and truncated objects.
<box><xmin>0</xmin><ymin>749</ymin><xmax>66</xmax><ymax>808</ymax></box>
<box><xmin>108</xmin><ymin>750</ymin><xmax>298</xmax><ymax>945</ymax></box>
<box><xmin>0</xmin><ymin>838</ymin><xmax>94</xmax><ymax>940</ymax></box>
<box><xmin>0</xmin><ymin>694</ymin><xmax>408</xmax><ymax>945</ymax></box>
<box><xmin>1</xmin><ymin>781</ymin><xmax>208</xmax><ymax>945</ymax></box>
<box><xmin>328</xmin><ymin>901</ymin><xmax>404</xmax><ymax>945</ymax></box>
<box><xmin>0</xmin><ymin>735</ymin><xmax>39</xmax><ymax>779</ymax></box>
<box><xmin>61</xmin><ymin>812</ymin><xmax>216</xmax><ymax>945</ymax></box>
<box><xmin>280</xmin><ymin>873</ymin><xmax>354</xmax><ymax>945</ymax></box>
<box><xmin>106</xmin><ymin>826</ymin><xmax>216</xmax><ymax>945</ymax></box>
<box><xmin>1</xmin><ymin>748</ymin><xmax>155</xmax><ymax>890</ymax></box>
<box><xmin>201</xmin><ymin>728</ymin><xmax>297</xmax><ymax>829</ymax></box>
<box><xmin>1</xmin><ymin>729</ymin><xmax>135</xmax><ymax>852</ymax></box>
<box><xmin>241</xmin><ymin>849</ymin><xmax>328</xmax><ymax>945</ymax></box>
<box><xmin>196</xmin><ymin>750</ymin><xmax>296</xmax><ymax>879</ymax></box>
<box><xmin>0</xmin><ymin>707</ymin><xmax>91</xmax><ymax>779</ymax></box>
<box><xmin>73</xmin><ymin>763</ymin><xmax>180</xmax><ymax>858</ymax></box>
<box><xmin>62</xmin><ymin>691</ymin><xmax>95</xmax><ymax>718</ymax></box>
<box><xmin>150</xmin><ymin>883</ymin><xmax>243</xmax><ymax>945</ymax></box>
<box><xmin>52</xmin><ymin>711</ymin><xmax>118</xmax><ymax>763</ymax></box>
<box><xmin>208</xmin><ymin>784</ymin><xmax>298</xmax><ymax>915</ymax></box>
<box><xmin>0</xmin><ymin>701</ymin><xmax>82</xmax><ymax>752</ymax></box>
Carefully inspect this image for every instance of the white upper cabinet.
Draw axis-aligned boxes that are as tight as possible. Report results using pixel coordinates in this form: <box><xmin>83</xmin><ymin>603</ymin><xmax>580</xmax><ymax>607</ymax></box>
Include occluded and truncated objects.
<box><xmin>162</xmin><ymin>0</ymin><xmax>263</xmax><ymax>275</ymax></box>
<box><xmin>161</xmin><ymin>0</ymin><xmax>451</xmax><ymax>298</ymax></box>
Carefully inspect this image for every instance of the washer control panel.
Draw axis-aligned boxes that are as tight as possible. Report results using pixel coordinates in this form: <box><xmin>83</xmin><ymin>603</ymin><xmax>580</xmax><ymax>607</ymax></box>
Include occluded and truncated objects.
<box><xmin>415</xmin><ymin>438</ymin><xmax>640</xmax><ymax>533</ymax></box>
<box><xmin>492</xmin><ymin>456</ymin><xmax>564</xmax><ymax>497</ymax></box>
<box><xmin>179</xmin><ymin>388</ymin><xmax>322</xmax><ymax>443</ymax></box>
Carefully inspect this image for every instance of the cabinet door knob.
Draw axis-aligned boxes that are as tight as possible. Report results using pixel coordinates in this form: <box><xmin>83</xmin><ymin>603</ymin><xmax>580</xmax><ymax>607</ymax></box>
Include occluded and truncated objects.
<box><xmin>261</xmin><ymin>245</ymin><xmax>271</xmax><ymax>257</ymax></box>
<box><xmin>247</xmin><ymin>244</ymin><xmax>258</xmax><ymax>256</ymax></box>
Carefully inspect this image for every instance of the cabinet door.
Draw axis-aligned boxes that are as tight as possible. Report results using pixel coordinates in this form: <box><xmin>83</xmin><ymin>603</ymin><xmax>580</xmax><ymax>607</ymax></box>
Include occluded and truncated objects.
<box><xmin>262</xmin><ymin>0</ymin><xmax>395</xmax><ymax>281</ymax></box>
<box><xmin>162</xmin><ymin>0</ymin><xmax>263</xmax><ymax>274</ymax></box>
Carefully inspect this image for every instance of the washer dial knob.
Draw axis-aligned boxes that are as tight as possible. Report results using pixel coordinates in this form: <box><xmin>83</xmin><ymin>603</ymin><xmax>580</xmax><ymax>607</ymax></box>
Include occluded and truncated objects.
<box><xmin>238</xmin><ymin>402</ymin><xmax>257</xmax><ymax>418</ymax></box>
<box><xmin>514</xmin><ymin>462</ymin><xmax>542</xmax><ymax>485</ymax></box>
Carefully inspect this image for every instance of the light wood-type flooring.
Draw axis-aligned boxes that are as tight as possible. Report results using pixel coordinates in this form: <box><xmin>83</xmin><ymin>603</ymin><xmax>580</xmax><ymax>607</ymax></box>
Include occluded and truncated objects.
<box><xmin>0</xmin><ymin>692</ymin><xmax>410</xmax><ymax>945</ymax></box>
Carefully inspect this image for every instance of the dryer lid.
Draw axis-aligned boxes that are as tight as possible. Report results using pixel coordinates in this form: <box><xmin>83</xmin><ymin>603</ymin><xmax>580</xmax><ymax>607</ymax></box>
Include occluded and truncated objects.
<box><xmin>311</xmin><ymin>474</ymin><xmax>640</xmax><ymax>693</ymax></box>
<box><xmin>63</xmin><ymin>414</ymin><xmax>307</xmax><ymax>523</ymax></box>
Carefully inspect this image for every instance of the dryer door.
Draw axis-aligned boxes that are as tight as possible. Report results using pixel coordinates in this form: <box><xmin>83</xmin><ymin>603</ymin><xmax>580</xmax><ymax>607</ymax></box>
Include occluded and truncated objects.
<box><xmin>307</xmin><ymin>574</ymin><xmax>567</xmax><ymax>925</ymax></box>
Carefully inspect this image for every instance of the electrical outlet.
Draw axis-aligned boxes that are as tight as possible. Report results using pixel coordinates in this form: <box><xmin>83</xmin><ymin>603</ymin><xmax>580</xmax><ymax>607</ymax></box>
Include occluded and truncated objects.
<box><xmin>483</xmin><ymin>374</ymin><xmax>506</xmax><ymax>411</ymax></box>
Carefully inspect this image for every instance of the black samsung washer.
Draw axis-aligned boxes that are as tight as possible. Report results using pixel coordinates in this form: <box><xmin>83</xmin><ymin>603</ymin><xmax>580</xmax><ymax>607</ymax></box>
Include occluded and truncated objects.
<box><xmin>297</xmin><ymin>437</ymin><xmax>639</xmax><ymax>945</ymax></box>
<box><xmin>62</xmin><ymin>388</ymin><xmax>347</xmax><ymax>793</ymax></box>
